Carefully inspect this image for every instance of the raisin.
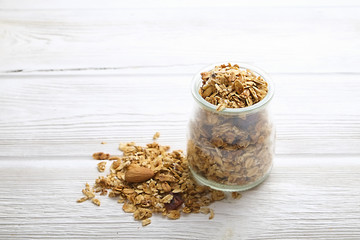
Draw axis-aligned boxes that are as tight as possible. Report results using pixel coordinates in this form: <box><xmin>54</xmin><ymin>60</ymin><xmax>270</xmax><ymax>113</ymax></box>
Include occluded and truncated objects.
<box><xmin>165</xmin><ymin>193</ymin><xmax>183</xmax><ymax>211</ymax></box>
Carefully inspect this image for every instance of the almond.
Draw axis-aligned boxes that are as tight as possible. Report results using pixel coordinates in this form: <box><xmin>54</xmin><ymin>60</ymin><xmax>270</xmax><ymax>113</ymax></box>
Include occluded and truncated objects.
<box><xmin>125</xmin><ymin>165</ymin><xmax>155</xmax><ymax>183</ymax></box>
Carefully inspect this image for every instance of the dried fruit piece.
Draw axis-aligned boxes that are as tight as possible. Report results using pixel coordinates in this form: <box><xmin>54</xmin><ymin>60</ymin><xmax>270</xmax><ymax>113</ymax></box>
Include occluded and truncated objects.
<box><xmin>165</xmin><ymin>193</ymin><xmax>184</xmax><ymax>211</ymax></box>
<box><xmin>125</xmin><ymin>165</ymin><xmax>155</xmax><ymax>183</ymax></box>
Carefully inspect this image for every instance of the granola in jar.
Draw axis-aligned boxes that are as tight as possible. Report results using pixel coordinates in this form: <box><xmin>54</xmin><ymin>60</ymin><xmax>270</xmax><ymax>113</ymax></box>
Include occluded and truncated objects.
<box><xmin>187</xmin><ymin>63</ymin><xmax>275</xmax><ymax>191</ymax></box>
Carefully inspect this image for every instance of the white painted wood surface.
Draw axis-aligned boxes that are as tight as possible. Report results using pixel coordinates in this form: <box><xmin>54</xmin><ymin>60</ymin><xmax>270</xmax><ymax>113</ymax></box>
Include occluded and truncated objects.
<box><xmin>0</xmin><ymin>1</ymin><xmax>360</xmax><ymax>239</ymax></box>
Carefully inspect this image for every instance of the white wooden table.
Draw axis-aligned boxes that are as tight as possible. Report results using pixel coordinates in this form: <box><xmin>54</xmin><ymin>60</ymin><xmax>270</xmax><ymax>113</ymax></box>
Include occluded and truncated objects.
<box><xmin>1</xmin><ymin>1</ymin><xmax>360</xmax><ymax>239</ymax></box>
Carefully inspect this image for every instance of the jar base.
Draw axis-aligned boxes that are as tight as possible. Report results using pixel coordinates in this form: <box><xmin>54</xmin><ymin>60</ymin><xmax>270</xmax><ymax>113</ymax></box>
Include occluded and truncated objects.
<box><xmin>189</xmin><ymin>165</ymin><xmax>272</xmax><ymax>192</ymax></box>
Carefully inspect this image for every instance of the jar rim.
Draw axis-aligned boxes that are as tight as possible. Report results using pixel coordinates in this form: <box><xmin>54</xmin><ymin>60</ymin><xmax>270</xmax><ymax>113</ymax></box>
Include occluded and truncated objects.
<box><xmin>191</xmin><ymin>62</ymin><xmax>274</xmax><ymax>115</ymax></box>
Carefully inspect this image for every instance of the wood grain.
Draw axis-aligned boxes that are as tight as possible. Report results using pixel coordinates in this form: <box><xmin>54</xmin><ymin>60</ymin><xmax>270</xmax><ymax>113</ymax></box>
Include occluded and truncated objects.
<box><xmin>1</xmin><ymin>5</ymin><xmax>360</xmax><ymax>74</ymax></box>
<box><xmin>0</xmin><ymin>74</ymin><xmax>359</xmax><ymax>157</ymax></box>
<box><xmin>2</xmin><ymin>0</ymin><xmax>360</xmax><ymax>9</ymax></box>
<box><xmin>0</xmin><ymin>156</ymin><xmax>359</xmax><ymax>239</ymax></box>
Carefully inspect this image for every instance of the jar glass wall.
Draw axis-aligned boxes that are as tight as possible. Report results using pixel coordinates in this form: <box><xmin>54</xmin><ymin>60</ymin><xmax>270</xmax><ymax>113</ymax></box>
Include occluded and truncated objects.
<box><xmin>187</xmin><ymin>63</ymin><xmax>275</xmax><ymax>191</ymax></box>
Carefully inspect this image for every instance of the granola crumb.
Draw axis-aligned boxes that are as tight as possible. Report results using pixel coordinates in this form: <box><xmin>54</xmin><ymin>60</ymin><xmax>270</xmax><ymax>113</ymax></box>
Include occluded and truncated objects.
<box><xmin>76</xmin><ymin>197</ymin><xmax>88</xmax><ymax>203</ymax></box>
<box><xmin>232</xmin><ymin>192</ymin><xmax>242</xmax><ymax>199</ymax></box>
<box><xmin>81</xmin><ymin>183</ymin><xmax>95</xmax><ymax>199</ymax></box>
<box><xmin>153</xmin><ymin>132</ymin><xmax>160</xmax><ymax>140</ymax></box>
<box><xmin>122</xmin><ymin>202</ymin><xmax>136</xmax><ymax>213</ymax></box>
<box><xmin>134</xmin><ymin>208</ymin><xmax>152</xmax><ymax>220</ymax></box>
<box><xmin>216</xmin><ymin>103</ymin><xmax>226</xmax><ymax>112</ymax></box>
<box><xmin>209</xmin><ymin>208</ymin><xmax>214</xmax><ymax>220</ymax></box>
<box><xmin>92</xmin><ymin>152</ymin><xmax>110</xmax><ymax>160</ymax></box>
<box><xmin>97</xmin><ymin>161</ymin><xmax>106</xmax><ymax>172</ymax></box>
<box><xmin>109</xmin><ymin>156</ymin><xmax>121</xmax><ymax>161</ymax></box>
<box><xmin>200</xmin><ymin>207</ymin><xmax>210</xmax><ymax>214</ymax></box>
<box><xmin>91</xmin><ymin>198</ymin><xmax>101</xmax><ymax>206</ymax></box>
<box><xmin>101</xmin><ymin>141</ymin><xmax>107</xmax><ymax>144</ymax></box>
<box><xmin>167</xmin><ymin>210</ymin><xmax>181</xmax><ymax>220</ymax></box>
<box><xmin>142</xmin><ymin>218</ymin><xmax>151</xmax><ymax>226</ymax></box>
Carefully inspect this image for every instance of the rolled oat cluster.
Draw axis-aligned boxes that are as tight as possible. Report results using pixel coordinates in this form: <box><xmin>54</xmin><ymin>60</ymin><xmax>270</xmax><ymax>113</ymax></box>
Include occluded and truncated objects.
<box><xmin>187</xmin><ymin>63</ymin><xmax>275</xmax><ymax>190</ymax></box>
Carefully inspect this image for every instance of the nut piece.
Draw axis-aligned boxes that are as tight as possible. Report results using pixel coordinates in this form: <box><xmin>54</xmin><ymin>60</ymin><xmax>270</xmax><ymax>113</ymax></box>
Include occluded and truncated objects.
<box><xmin>125</xmin><ymin>165</ymin><xmax>155</xmax><ymax>183</ymax></box>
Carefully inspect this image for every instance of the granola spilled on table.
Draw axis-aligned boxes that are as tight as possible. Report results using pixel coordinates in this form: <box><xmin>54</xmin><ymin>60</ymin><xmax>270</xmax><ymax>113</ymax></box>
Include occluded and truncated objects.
<box><xmin>77</xmin><ymin>135</ymin><xmax>237</xmax><ymax>226</ymax></box>
<box><xmin>188</xmin><ymin>63</ymin><xmax>274</xmax><ymax>188</ymax></box>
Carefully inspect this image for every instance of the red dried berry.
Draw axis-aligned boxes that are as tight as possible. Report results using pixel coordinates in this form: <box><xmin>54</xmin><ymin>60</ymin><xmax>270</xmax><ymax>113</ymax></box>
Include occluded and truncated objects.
<box><xmin>165</xmin><ymin>193</ymin><xmax>184</xmax><ymax>211</ymax></box>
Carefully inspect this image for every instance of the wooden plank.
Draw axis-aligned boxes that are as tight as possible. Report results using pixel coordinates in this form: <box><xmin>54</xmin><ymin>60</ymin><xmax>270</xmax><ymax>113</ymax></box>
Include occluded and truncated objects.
<box><xmin>0</xmin><ymin>155</ymin><xmax>359</xmax><ymax>239</ymax></box>
<box><xmin>1</xmin><ymin>0</ymin><xmax>360</xmax><ymax>10</ymax></box>
<box><xmin>0</xmin><ymin>73</ymin><xmax>359</xmax><ymax>157</ymax></box>
<box><xmin>1</xmin><ymin>6</ymin><xmax>359</xmax><ymax>74</ymax></box>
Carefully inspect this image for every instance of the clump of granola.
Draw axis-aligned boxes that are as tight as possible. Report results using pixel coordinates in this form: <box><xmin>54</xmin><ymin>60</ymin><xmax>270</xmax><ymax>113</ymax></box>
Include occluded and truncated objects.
<box><xmin>77</xmin><ymin>135</ymin><xmax>228</xmax><ymax>226</ymax></box>
<box><xmin>77</xmin><ymin>183</ymin><xmax>95</xmax><ymax>203</ymax></box>
<box><xmin>199</xmin><ymin>63</ymin><xmax>268</xmax><ymax>111</ymax></box>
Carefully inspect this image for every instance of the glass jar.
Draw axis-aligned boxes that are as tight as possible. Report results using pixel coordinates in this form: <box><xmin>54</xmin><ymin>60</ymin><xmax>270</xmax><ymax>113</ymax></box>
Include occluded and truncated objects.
<box><xmin>187</xmin><ymin>63</ymin><xmax>275</xmax><ymax>191</ymax></box>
